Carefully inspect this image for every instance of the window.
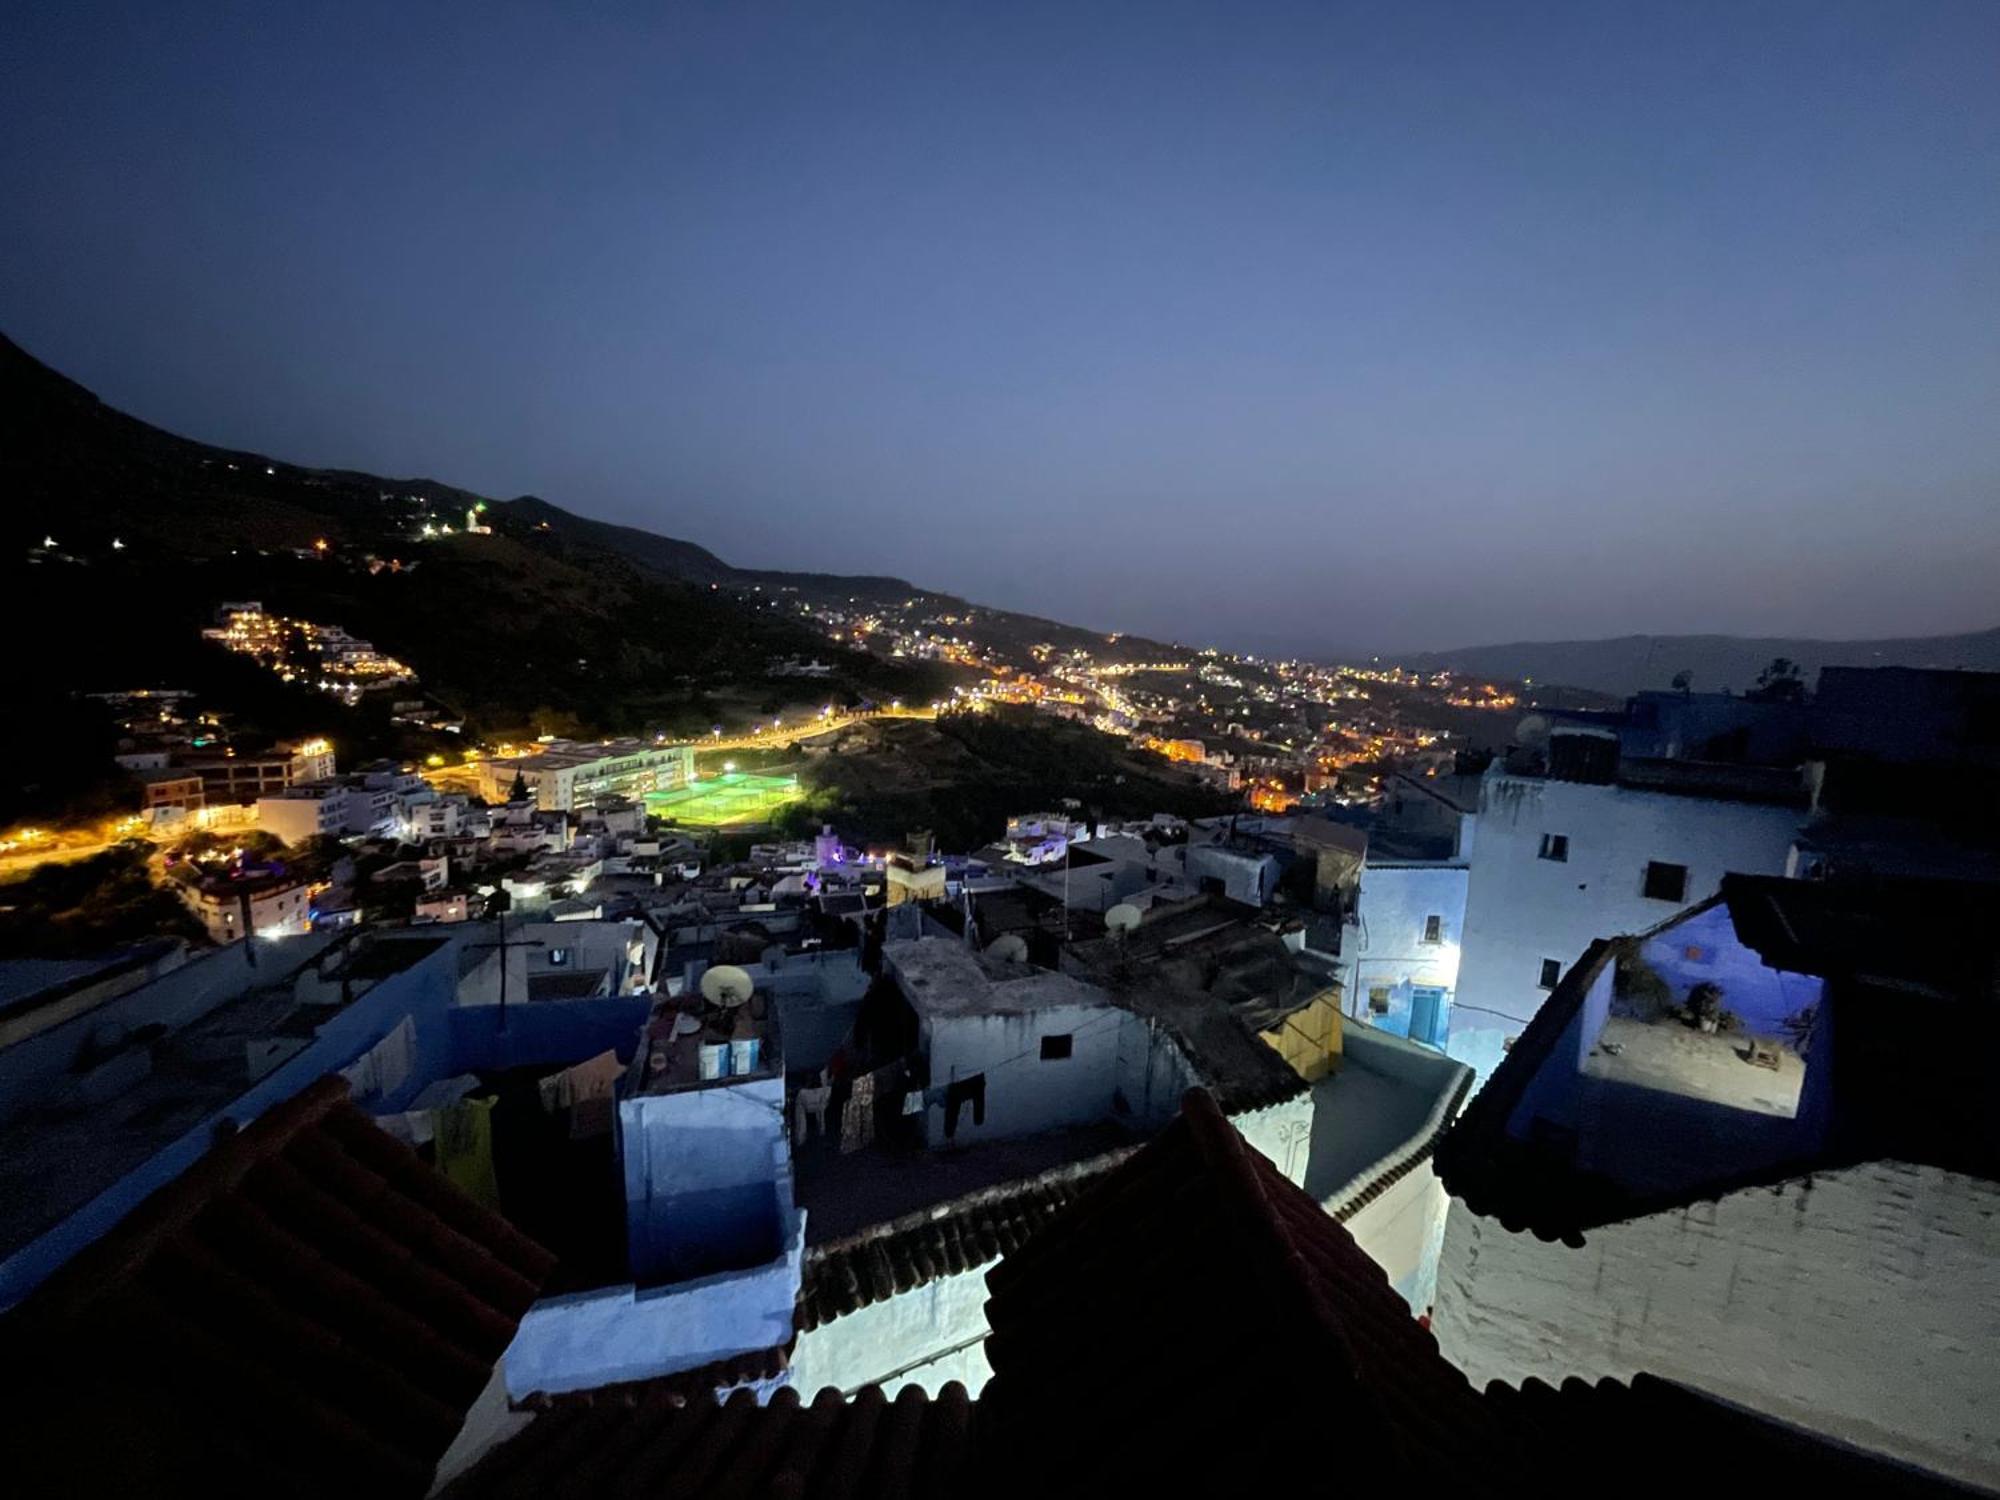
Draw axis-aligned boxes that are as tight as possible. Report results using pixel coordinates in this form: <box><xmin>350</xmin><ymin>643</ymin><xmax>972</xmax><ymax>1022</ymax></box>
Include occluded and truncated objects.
<box><xmin>1421</xmin><ymin>914</ymin><xmax>1443</xmax><ymax>945</ymax></box>
<box><xmin>1368</xmin><ymin>986</ymin><xmax>1392</xmax><ymax>1015</ymax></box>
<box><xmin>1642</xmin><ymin>861</ymin><xmax>1688</xmax><ymax>903</ymax></box>
<box><xmin>1040</xmin><ymin>1033</ymin><xmax>1073</xmax><ymax>1061</ymax></box>
<box><xmin>547</xmin><ymin>947</ymin><xmax>571</xmax><ymax>967</ymax></box>
<box><xmin>1538</xmin><ymin>958</ymin><xmax>1562</xmax><ymax>990</ymax></box>
<box><xmin>1537</xmin><ymin>833</ymin><xmax>1569</xmax><ymax>862</ymax></box>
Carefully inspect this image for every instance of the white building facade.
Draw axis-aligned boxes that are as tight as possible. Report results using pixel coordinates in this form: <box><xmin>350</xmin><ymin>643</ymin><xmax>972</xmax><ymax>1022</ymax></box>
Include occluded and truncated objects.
<box><xmin>1450</xmin><ymin>765</ymin><xmax>1806</xmax><ymax>1083</ymax></box>
<box><xmin>1346</xmin><ymin>860</ymin><xmax>1468</xmax><ymax>1051</ymax></box>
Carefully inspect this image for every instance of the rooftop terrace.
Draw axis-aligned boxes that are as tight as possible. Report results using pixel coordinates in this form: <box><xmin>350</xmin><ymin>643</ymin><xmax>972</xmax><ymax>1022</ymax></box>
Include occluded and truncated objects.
<box><xmin>0</xmin><ymin>931</ymin><xmax>448</xmax><ymax>1275</ymax></box>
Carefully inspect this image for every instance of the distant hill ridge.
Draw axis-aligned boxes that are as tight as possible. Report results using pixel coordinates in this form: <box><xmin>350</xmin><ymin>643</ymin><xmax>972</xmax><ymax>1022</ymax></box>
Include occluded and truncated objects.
<box><xmin>1390</xmin><ymin>629</ymin><xmax>2000</xmax><ymax>698</ymax></box>
<box><xmin>6</xmin><ymin>330</ymin><xmax>1991</xmax><ymax>696</ymax></box>
<box><xmin>0</xmin><ymin>331</ymin><xmax>935</xmax><ymax>603</ymax></box>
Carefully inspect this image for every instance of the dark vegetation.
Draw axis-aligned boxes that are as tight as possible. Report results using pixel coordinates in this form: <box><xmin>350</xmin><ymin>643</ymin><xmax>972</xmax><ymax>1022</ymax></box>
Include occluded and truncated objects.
<box><xmin>769</xmin><ymin>708</ymin><xmax>1237</xmax><ymax>850</ymax></box>
<box><xmin>0</xmin><ymin>844</ymin><xmax>202</xmax><ymax>956</ymax></box>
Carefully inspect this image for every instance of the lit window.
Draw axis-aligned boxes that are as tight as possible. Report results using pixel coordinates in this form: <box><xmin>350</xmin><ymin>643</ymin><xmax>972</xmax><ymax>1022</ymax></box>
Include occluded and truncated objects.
<box><xmin>1040</xmin><ymin>1033</ymin><xmax>1073</xmax><ymax>1061</ymax></box>
<box><xmin>548</xmin><ymin>947</ymin><xmax>570</xmax><ymax>967</ymax></box>
<box><xmin>1538</xmin><ymin>958</ymin><xmax>1562</xmax><ymax>990</ymax></box>
<box><xmin>1538</xmin><ymin>833</ymin><xmax>1569</xmax><ymax>862</ymax></box>
<box><xmin>1642</xmin><ymin>861</ymin><xmax>1689</xmax><ymax>903</ymax></box>
<box><xmin>1421</xmin><ymin>914</ymin><xmax>1443</xmax><ymax>945</ymax></box>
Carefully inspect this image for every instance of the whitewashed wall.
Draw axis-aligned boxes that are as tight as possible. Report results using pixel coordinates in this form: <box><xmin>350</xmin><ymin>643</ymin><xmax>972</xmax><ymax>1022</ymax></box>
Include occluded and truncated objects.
<box><xmin>921</xmin><ymin>1004</ymin><xmax>1137</xmax><ymax>1145</ymax></box>
<box><xmin>1348</xmin><ymin>862</ymin><xmax>1468</xmax><ymax>1042</ymax></box>
<box><xmin>504</xmin><ymin>1207</ymin><xmax>803</xmax><ymax>1399</ymax></box>
<box><xmin>1233</xmin><ymin>1095</ymin><xmax>1316</xmax><ymax>1187</ymax></box>
<box><xmin>1451</xmin><ymin>772</ymin><xmax>1804</xmax><ymax>1084</ymax></box>
<box><xmin>1433</xmin><ymin>1162</ymin><xmax>2000</xmax><ymax>1489</ymax></box>
<box><xmin>1341</xmin><ymin>1158</ymin><xmax>1452</xmax><ymax>1313</ymax></box>
<box><xmin>790</xmin><ymin>1266</ymin><xmax>994</xmax><ymax>1397</ymax></box>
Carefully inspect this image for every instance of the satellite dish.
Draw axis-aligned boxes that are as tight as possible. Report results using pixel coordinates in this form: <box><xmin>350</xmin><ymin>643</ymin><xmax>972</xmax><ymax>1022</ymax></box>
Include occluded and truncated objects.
<box><xmin>700</xmin><ymin>964</ymin><xmax>756</xmax><ymax>1007</ymax></box>
<box><xmin>985</xmin><ymin>934</ymin><xmax>1030</xmax><ymax>964</ymax></box>
<box><xmin>1105</xmin><ymin>904</ymin><xmax>1143</xmax><ymax>936</ymax></box>
<box><xmin>1515</xmin><ymin>713</ymin><xmax>1551</xmax><ymax>749</ymax></box>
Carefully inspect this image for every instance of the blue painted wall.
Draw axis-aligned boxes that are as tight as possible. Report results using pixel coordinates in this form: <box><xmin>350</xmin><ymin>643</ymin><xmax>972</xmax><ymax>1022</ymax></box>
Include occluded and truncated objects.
<box><xmin>620</xmin><ymin>1075</ymin><xmax>793</xmax><ymax>1285</ymax></box>
<box><xmin>449</xmin><ymin>996</ymin><xmax>649</xmax><ymax>1074</ymax></box>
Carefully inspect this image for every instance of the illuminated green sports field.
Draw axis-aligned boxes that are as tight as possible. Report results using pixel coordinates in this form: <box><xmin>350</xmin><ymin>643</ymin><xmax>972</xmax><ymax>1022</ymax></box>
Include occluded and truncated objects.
<box><xmin>644</xmin><ymin>771</ymin><xmax>803</xmax><ymax>826</ymax></box>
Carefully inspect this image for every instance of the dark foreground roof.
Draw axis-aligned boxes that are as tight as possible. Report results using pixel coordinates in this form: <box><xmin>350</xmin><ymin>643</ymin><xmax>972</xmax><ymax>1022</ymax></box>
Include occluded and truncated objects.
<box><xmin>980</xmin><ymin>1088</ymin><xmax>1509</xmax><ymax>1494</ymax></box>
<box><xmin>797</xmin><ymin>1148</ymin><xmax>1131</xmax><ymax>1331</ymax></box>
<box><xmin>4</xmin><ymin>1076</ymin><xmax>556</xmax><ymax>1498</ymax></box>
<box><xmin>447</xmin><ymin>1089</ymin><xmax>1980</xmax><ymax>1499</ymax></box>
<box><xmin>448</xmin><ymin>1382</ymin><xmax>977</xmax><ymax>1500</ymax></box>
<box><xmin>1487</xmin><ymin>1374</ymin><xmax>1984</xmax><ymax>1497</ymax></box>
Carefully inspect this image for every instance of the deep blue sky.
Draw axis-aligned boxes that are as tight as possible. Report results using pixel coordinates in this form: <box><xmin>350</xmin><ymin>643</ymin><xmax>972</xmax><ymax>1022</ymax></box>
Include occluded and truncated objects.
<box><xmin>6</xmin><ymin>2</ymin><xmax>1998</xmax><ymax>656</ymax></box>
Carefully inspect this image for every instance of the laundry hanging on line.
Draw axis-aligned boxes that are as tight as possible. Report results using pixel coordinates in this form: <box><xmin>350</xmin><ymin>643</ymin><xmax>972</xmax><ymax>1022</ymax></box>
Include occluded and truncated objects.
<box><xmin>943</xmin><ymin>1073</ymin><xmax>986</xmax><ymax>1140</ymax></box>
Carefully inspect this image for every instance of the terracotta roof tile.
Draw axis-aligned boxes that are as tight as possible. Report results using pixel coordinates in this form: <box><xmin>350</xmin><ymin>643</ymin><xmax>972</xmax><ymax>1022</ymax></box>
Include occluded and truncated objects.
<box><xmin>518</xmin><ymin>1342</ymin><xmax>794</xmax><ymax>1411</ymax></box>
<box><xmin>3</xmin><ymin>1076</ymin><xmax>556</xmax><ymax>1498</ymax></box>
<box><xmin>444</xmin><ymin>1383</ymin><xmax>979</xmax><ymax>1500</ymax></box>
<box><xmin>979</xmin><ymin>1088</ymin><xmax>1513</xmax><ymax>1495</ymax></box>
<box><xmin>796</xmin><ymin>1149</ymin><xmax>1134</xmax><ymax>1331</ymax></box>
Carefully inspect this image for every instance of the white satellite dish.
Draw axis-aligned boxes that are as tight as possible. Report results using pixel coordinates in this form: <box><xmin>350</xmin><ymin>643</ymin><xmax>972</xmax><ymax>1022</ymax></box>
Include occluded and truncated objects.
<box><xmin>700</xmin><ymin>964</ymin><xmax>756</xmax><ymax>1007</ymax></box>
<box><xmin>1105</xmin><ymin>904</ymin><xmax>1143</xmax><ymax>937</ymax></box>
<box><xmin>985</xmin><ymin>934</ymin><xmax>1030</xmax><ymax>964</ymax></box>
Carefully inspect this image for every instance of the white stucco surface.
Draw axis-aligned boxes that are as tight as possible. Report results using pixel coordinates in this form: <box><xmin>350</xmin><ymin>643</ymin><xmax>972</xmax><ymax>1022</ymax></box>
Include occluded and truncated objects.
<box><xmin>790</xmin><ymin>1265</ymin><xmax>994</xmax><ymax>1396</ymax></box>
<box><xmin>1433</xmin><ymin>1161</ymin><xmax>2000</xmax><ymax>1489</ymax></box>
<box><xmin>1451</xmin><ymin>772</ymin><xmax>1804</xmax><ymax>1084</ymax></box>
<box><xmin>1340</xmin><ymin>1158</ymin><xmax>1452</xmax><ymax>1313</ymax></box>
<box><xmin>504</xmin><ymin>1210</ymin><xmax>803</xmax><ymax>1399</ymax></box>
<box><xmin>1347</xmin><ymin>862</ymin><xmax>1467</xmax><ymax>1043</ymax></box>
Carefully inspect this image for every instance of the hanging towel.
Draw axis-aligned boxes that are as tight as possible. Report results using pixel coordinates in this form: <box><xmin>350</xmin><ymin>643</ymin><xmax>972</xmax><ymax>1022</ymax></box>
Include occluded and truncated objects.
<box><xmin>435</xmin><ymin>1096</ymin><xmax>499</xmax><ymax>1210</ymax></box>
<box><xmin>339</xmin><ymin>1016</ymin><xmax>418</xmax><ymax>1105</ymax></box>
<box><xmin>839</xmin><ymin>1073</ymin><xmax>877</xmax><ymax>1153</ymax></box>
<box><xmin>539</xmin><ymin>1049</ymin><xmax>625</xmax><ymax>1119</ymax></box>
<box><xmin>798</xmin><ymin>1085</ymin><xmax>832</xmax><ymax>1140</ymax></box>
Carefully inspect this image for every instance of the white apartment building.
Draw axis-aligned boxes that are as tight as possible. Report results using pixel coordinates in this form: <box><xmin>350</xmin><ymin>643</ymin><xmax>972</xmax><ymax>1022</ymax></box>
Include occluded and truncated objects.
<box><xmin>1449</xmin><ymin>734</ymin><xmax>1808</xmax><ymax>1085</ymax></box>
<box><xmin>480</xmin><ymin>740</ymin><xmax>695</xmax><ymax>813</ymax></box>
<box><xmin>256</xmin><ymin>783</ymin><xmax>355</xmax><ymax>845</ymax></box>
<box><xmin>178</xmin><ymin>872</ymin><xmax>313</xmax><ymax>944</ymax></box>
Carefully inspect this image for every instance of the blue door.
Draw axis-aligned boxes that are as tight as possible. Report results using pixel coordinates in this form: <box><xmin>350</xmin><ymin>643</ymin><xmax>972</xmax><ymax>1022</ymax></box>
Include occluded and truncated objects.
<box><xmin>1409</xmin><ymin>986</ymin><xmax>1449</xmax><ymax>1048</ymax></box>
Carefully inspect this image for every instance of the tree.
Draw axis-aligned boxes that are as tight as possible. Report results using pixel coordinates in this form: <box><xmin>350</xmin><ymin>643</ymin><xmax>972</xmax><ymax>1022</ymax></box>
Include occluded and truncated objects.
<box><xmin>1670</xmin><ymin>670</ymin><xmax>1694</xmax><ymax>693</ymax></box>
<box><xmin>1748</xmin><ymin>656</ymin><xmax>1806</xmax><ymax>705</ymax></box>
<box><xmin>508</xmin><ymin>771</ymin><xmax>530</xmax><ymax>803</ymax></box>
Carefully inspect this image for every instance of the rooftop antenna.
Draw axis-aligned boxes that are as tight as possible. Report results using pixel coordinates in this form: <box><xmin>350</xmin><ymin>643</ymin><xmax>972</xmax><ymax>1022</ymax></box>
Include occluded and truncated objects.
<box><xmin>467</xmin><ymin>907</ymin><xmax>545</xmax><ymax>1033</ymax></box>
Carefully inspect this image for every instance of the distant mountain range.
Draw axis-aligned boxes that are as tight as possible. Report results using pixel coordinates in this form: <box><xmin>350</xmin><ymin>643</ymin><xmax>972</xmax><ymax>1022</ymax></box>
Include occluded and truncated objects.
<box><xmin>1389</xmin><ymin>629</ymin><xmax>2000</xmax><ymax>699</ymax></box>
<box><xmin>7</xmin><ymin>331</ymin><xmax>1993</xmax><ymax>712</ymax></box>
<box><xmin>0</xmin><ymin>333</ymin><xmax>1176</xmax><ymax>747</ymax></box>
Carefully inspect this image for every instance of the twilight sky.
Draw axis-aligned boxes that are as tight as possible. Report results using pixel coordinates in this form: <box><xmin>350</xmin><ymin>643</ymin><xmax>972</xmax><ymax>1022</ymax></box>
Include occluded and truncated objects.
<box><xmin>5</xmin><ymin>1</ymin><xmax>1998</xmax><ymax>657</ymax></box>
